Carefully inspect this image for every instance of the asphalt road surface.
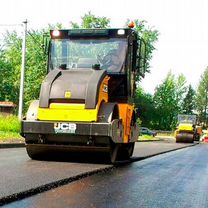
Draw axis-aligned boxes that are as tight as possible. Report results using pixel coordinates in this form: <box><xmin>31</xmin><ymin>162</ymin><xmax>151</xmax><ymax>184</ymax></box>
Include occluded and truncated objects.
<box><xmin>4</xmin><ymin>143</ymin><xmax>208</xmax><ymax>208</ymax></box>
<box><xmin>0</xmin><ymin>140</ymin><xmax>196</xmax><ymax>206</ymax></box>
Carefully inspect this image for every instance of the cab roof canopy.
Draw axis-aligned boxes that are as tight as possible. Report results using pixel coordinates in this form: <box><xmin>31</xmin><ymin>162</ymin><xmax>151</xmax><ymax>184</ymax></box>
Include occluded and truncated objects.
<box><xmin>50</xmin><ymin>28</ymin><xmax>137</xmax><ymax>39</ymax></box>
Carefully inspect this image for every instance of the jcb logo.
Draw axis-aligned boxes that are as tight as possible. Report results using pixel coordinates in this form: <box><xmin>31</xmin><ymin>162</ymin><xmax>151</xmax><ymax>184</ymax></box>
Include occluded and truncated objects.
<box><xmin>54</xmin><ymin>123</ymin><xmax>76</xmax><ymax>133</ymax></box>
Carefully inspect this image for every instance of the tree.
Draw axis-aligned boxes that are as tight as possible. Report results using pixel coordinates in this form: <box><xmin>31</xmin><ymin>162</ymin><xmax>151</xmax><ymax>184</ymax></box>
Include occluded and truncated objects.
<box><xmin>1</xmin><ymin>31</ymin><xmax>22</xmax><ymax>105</ymax></box>
<box><xmin>153</xmin><ymin>72</ymin><xmax>187</xmax><ymax>130</ymax></box>
<box><xmin>196</xmin><ymin>67</ymin><xmax>208</xmax><ymax>125</ymax></box>
<box><xmin>182</xmin><ymin>84</ymin><xmax>195</xmax><ymax>114</ymax></box>
<box><xmin>1</xmin><ymin>29</ymin><xmax>47</xmax><ymax>111</ymax></box>
<box><xmin>24</xmin><ymin>29</ymin><xmax>48</xmax><ymax>109</ymax></box>
<box><xmin>125</xmin><ymin>19</ymin><xmax>159</xmax><ymax>78</ymax></box>
<box><xmin>153</xmin><ymin>72</ymin><xmax>176</xmax><ymax>130</ymax></box>
<box><xmin>70</xmin><ymin>11</ymin><xmax>110</xmax><ymax>29</ymax></box>
<box><xmin>134</xmin><ymin>87</ymin><xmax>155</xmax><ymax>128</ymax></box>
<box><xmin>175</xmin><ymin>74</ymin><xmax>187</xmax><ymax>110</ymax></box>
<box><xmin>0</xmin><ymin>50</ymin><xmax>13</xmax><ymax>101</ymax></box>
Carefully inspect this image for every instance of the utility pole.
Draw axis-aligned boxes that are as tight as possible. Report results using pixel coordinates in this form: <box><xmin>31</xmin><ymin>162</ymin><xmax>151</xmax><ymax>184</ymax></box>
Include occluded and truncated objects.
<box><xmin>18</xmin><ymin>20</ymin><xmax>27</xmax><ymax>120</ymax></box>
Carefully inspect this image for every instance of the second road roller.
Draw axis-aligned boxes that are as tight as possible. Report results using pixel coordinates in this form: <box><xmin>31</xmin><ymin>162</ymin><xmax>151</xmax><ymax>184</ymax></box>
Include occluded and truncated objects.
<box><xmin>175</xmin><ymin>114</ymin><xmax>202</xmax><ymax>143</ymax></box>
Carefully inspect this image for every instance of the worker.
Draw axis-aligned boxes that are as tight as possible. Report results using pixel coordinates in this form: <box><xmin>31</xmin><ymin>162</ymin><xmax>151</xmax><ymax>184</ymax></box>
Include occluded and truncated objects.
<box><xmin>102</xmin><ymin>42</ymin><xmax>127</xmax><ymax>72</ymax></box>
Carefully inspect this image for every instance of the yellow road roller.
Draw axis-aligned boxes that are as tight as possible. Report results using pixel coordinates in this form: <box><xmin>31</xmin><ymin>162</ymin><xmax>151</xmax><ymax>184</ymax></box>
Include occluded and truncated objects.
<box><xmin>21</xmin><ymin>27</ymin><xmax>147</xmax><ymax>163</ymax></box>
<box><xmin>175</xmin><ymin>114</ymin><xmax>202</xmax><ymax>143</ymax></box>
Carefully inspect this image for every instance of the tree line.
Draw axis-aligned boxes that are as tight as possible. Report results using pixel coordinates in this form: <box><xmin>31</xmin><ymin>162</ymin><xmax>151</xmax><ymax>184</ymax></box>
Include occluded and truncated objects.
<box><xmin>136</xmin><ymin>68</ymin><xmax>208</xmax><ymax>130</ymax></box>
<box><xmin>0</xmin><ymin>12</ymin><xmax>207</xmax><ymax>130</ymax></box>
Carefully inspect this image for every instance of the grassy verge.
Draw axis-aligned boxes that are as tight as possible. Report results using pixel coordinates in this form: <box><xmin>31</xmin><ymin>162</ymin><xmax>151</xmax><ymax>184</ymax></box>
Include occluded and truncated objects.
<box><xmin>0</xmin><ymin>131</ymin><xmax>23</xmax><ymax>142</ymax></box>
<box><xmin>0</xmin><ymin>115</ymin><xmax>23</xmax><ymax>143</ymax></box>
<box><xmin>157</xmin><ymin>133</ymin><xmax>174</xmax><ymax>137</ymax></box>
<box><xmin>138</xmin><ymin>135</ymin><xmax>158</xmax><ymax>141</ymax></box>
<box><xmin>0</xmin><ymin>115</ymin><xmax>174</xmax><ymax>143</ymax></box>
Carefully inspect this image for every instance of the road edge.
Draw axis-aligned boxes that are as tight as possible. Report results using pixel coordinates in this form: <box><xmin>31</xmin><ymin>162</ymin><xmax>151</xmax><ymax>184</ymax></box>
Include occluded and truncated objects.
<box><xmin>0</xmin><ymin>143</ymin><xmax>25</xmax><ymax>148</ymax></box>
<box><xmin>131</xmin><ymin>142</ymin><xmax>198</xmax><ymax>162</ymax></box>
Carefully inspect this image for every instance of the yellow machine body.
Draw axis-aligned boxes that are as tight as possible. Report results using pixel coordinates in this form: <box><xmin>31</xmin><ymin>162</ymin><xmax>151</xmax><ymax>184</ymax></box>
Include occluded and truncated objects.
<box><xmin>37</xmin><ymin>76</ymin><xmax>109</xmax><ymax>122</ymax></box>
<box><xmin>36</xmin><ymin>75</ymin><xmax>135</xmax><ymax>144</ymax></box>
<box><xmin>177</xmin><ymin>123</ymin><xmax>194</xmax><ymax>132</ymax></box>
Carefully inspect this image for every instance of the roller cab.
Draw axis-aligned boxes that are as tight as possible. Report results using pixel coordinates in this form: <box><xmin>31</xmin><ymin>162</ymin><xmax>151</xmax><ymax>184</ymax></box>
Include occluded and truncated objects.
<box><xmin>21</xmin><ymin>28</ymin><xmax>146</xmax><ymax>163</ymax></box>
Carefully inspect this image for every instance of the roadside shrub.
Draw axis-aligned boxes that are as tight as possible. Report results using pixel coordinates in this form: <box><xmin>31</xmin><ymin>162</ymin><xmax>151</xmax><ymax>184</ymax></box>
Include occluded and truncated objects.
<box><xmin>0</xmin><ymin>115</ymin><xmax>20</xmax><ymax>132</ymax></box>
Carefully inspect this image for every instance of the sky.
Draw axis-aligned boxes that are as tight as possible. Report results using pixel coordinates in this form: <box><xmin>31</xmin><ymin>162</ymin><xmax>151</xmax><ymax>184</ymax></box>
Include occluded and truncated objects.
<box><xmin>0</xmin><ymin>0</ymin><xmax>208</xmax><ymax>94</ymax></box>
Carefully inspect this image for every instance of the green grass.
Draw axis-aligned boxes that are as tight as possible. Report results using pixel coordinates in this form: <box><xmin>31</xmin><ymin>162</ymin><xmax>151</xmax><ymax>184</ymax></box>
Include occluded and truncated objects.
<box><xmin>138</xmin><ymin>135</ymin><xmax>155</xmax><ymax>140</ymax></box>
<box><xmin>0</xmin><ymin>115</ymin><xmax>23</xmax><ymax>142</ymax></box>
<box><xmin>0</xmin><ymin>115</ymin><xmax>20</xmax><ymax>132</ymax></box>
<box><xmin>0</xmin><ymin>131</ymin><xmax>23</xmax><ymax>141</ymax></box>
<box><xmin>140</xmin><ymin>135</ymin><xmax>154</xmax><ymax>139</ymax></box>
<box><xmin>157</xmin><ymin>132</ymin><xmax>174</xmax><ymax>137</ymax></box>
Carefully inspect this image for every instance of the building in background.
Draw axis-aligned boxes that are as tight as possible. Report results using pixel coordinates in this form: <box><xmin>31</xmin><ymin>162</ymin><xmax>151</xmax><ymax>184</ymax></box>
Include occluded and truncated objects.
<box><xmin>0</xmin><ymin>102</ymin><xmax>16</xmax><ymax>116</ymax></box>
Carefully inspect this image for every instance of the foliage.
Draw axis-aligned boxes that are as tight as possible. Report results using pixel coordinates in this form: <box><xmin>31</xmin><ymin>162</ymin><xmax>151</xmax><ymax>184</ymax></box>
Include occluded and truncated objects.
<box><xmin>1</xmin><ymin>29</ymin><xmax>47</xmax><ymax>111</ymax></box>
<box><xmin>0</xmin><ymin>32</ymin><xmax>22</xmax><ymax>104</ymax></box>
<box><xmin>175</xmin><ymin>74</ymin><xmax>187</xmax><ymax>109</ymax></box>
<box><xmin>0</xmin><ymin>51</ymin><xmax>14</xmax><ymax>101</ymax></box>
<box><xmin>138</xmin><ymin>135</ymin><xmax>154</xmax><ymax>140</ymax></box>
<box><xmin>134</xmin><ymin>87</ymin><xmax>156</xmax><ymax>128</ymax></box>
<box><xmin>153</xmin><ymin>72</ymin><xmax>187</xmax><ymax>130</ymax></box>
<box><xmin>153</xmin><ymin>72</ymin><xmax>176</xmax><ymax>130</ymax></box>
<box><xmin>195</xmin><ymin>67</ymin><xmax>208</xmax><ymax>125</ymax></box>
<box><xmin>70</xmin><ymin>11</ymin><xmax>110</xmax><ymax>29</ymax></box>
<box><xmin>0</xmin><ymin>115</ymin><xmax>22</xmax><ymax>140</ymax></box>
<box><xmin>125</xmin><ymin>19</ymin><xmax>159</xmax><ymax>79</ymax></box>
<box><xmin>24</xmin><ymin>29</ymin><xmax>47</xmax><ymax>109</ymax></box>
<box><xmin>0</xmin><ymin>115</ymin><xmax>20</xmax><ymax>132</ymax></box>
<box><xmin>130</xmin><ymin>72</ymin><xmax>191</xmax><ymax>130</ymax></box>
<box><xmin>182</xmin><ymin>84</ymin><xmax>195</xmax><ymax>114</ymax></box>
<box><xmin>0</xmin><ymin>131</ymin><xmax>23</xmax><ymax>140</ymax></box>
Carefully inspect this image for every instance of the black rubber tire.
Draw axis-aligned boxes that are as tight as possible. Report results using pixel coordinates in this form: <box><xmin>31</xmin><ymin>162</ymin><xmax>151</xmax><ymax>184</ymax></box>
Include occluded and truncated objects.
<box><xmin>26</xmin><ymin>144</ymin><xmax>46</xmax><ymax>160</ymax></box>
<box><xmin>116</xmin><ymin>143</ymin><xmax>135</xmax><ymax>161</ymax></box>
<box><xmin>109</xmin><ymin>143</ymin><xmax>120</xmax><ymax>163</ymax></box>
<box><xmin>108</xmin><ymin>140</ymin><xmax>133</xmax><ymax>164</ymax></box>
<box><xmin>128</xmin><ymin>143</ymin><xmax>135</xmax><ymax>157</ymax></box>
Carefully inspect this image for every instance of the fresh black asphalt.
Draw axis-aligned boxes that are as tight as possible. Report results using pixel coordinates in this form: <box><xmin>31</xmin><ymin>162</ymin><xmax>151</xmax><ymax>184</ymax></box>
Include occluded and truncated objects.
<box><xmin>0</xmin><ymin>140</ymin><xmax>196</xmax><ymax>206</ymax></box>
<box><xmin>6</xmin><ymin>143</ymin><xmax>208</xmax><ymax>208</ymax></box>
